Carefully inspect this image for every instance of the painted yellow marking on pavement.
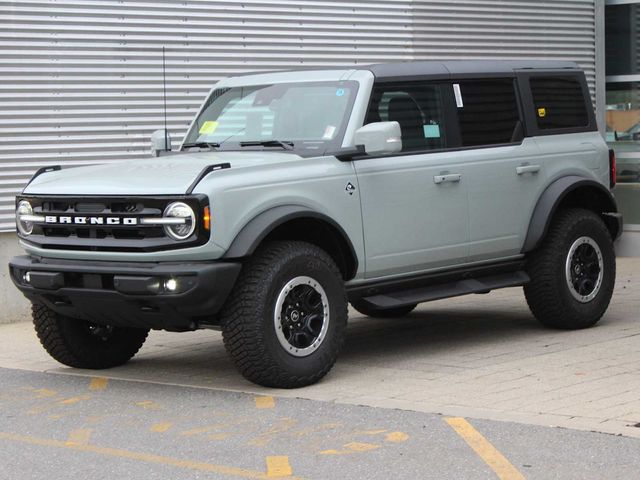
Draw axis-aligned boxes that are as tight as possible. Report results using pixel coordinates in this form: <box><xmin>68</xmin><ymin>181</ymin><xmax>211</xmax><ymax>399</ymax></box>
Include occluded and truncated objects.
<box><xmin>385</xmin><ymin>431</ymin><xmax>409</xmax><ymax>443</ymax></box>
<box><xmin>248</xmin><ymin>418</ymin><xmax>298</xmax><ymax>447</ymax></box>
<box><xmin>255</xmin><ymin>396</ymin><xmax>275</xmax><ymax>409</ymax></box>
<box><xmin>266</xmin><ymin>456</ymin><xmax>292</xmax><ymax>477</ymax></box>
<box><xmin>27</xmin><ymin>406</ymin><xmax>49</xmax><ymax>415</ymax></box>
<box><xmin>150</xmin><ymin>422</ymin><xmax>173</xmax><ymax>433</ymax></box>
<box><xmin>33</xmin><ymin>388</ymin><xmax>57</xmax><ymax>398</ymax></box>
<box><xmin>358</xmin><ymin>429</ymin><xmax>388</xmax><ymax>435</ymax></box>
<box><xmin>344</xmin><ymin>442</ymin><xmax>380</xmax><ymax>452</ymax></box>
<box><xmin>59</xmin><ymin>395</ymin><xmax>91</xmax><ymax>405</ymax></box>
<box><xmin>319</xmin><ymin>442</ymin><xmax>381</xmax><ymax>455</ymax></box>
<box><xmin>89</xmin><ymin>377</ymin><xmax>108</xmax><ymax>391</ymax></box>
<box><xmin>292</xmin><ymin>422</ymin><xmax>342</xmax><ymax>438</ymax></box>
<box><xmin>445</xmin><ymin>417</ymin><xmax>526</xmax><ymax>480</ymax></box>
<box><xmin>136</xmin><ymin>400</ymin><xmax>161</xmax><ymax>410</ymax></box>
<box><xmin>66</xmin><ymin>428</ymin><xmax>92</xmax><ymax>446</ymax></box>
<box><xmin>180</xmin><ymin>424</ymin><xmax>226</xmax><ymax>436</ymax></box>
<box><xmin>0</xmin><ymin>431</ymin><xmax>305</xmax><ymax>480</ymax></box>
<box><xmin>208</xmin><ymin>433</ymin><xmax>230</xmax><ymax>440</ymax></box>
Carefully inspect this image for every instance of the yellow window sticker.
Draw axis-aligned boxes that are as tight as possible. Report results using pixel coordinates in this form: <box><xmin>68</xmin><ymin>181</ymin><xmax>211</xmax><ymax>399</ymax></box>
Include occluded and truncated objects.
<box><xmin>199</xmin><ymin>121</ymin><xmax>219</xmax><ymax>135</ymax></box>
<box><xmin>537</xmin><ymin>107</ymin><xmax>546</xmax><ymax>118</ymax></box>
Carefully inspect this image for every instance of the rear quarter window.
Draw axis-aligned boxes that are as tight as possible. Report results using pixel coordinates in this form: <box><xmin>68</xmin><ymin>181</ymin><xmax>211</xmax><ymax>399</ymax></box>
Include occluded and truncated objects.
<box><xmin>530</xmin><ymin>76</ymin><xmax>589</xmax><ymax>130</ymax></box>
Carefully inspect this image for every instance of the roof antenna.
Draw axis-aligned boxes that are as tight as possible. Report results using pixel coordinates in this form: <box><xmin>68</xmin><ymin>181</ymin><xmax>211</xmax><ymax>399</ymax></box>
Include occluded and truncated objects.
<box><xmin>162</xmin><ymin>46</ymin><xmax>169</xmax><ymax>151</ymax></box>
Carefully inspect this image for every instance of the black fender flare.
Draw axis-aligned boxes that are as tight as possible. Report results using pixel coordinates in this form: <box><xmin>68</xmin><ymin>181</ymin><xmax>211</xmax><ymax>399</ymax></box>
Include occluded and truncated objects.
<box><xmin>522</xmin><ymin>176</ymin><xmax>619</xmax><ymax>253</ymax></box>
<box><xmin>223</xmin><ymin>205</ymin><xmax>359</xmax><ymax>276</ymax></box>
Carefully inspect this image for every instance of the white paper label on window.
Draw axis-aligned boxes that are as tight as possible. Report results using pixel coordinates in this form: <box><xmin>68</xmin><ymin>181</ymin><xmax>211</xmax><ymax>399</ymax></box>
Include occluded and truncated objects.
<box><xmin>453</xmin><ymin>83</ymin><xmax>463</xmax><ymax>108</ymax></box>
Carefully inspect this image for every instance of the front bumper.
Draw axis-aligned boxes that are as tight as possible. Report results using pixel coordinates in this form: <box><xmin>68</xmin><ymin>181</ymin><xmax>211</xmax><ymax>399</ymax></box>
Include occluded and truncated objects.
<box><xmin>9</xmin><ymin>256</ymin><xmax>241</xmax><ymax>330</ymax></box>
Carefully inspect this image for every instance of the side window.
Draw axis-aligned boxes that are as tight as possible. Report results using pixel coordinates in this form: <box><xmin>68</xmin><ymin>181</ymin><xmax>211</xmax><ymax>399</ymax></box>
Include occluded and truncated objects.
<box><xmin>455</xmin><ymin>79</ymin><xmax>520</xmax><ymax>147</ymax></box>
<box><xmin>365</xmin><ymin>82</ymin><xmax>446</xmax><ymax>152</ymax></box>
<box><xmin>529</xmin><ymin>76</ymin><xmax>589</xmax><ymax>130</ymax></box>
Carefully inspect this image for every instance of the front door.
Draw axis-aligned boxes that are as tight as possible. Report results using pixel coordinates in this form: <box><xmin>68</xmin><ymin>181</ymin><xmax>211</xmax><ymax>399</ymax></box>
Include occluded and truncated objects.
<box><xmin>354</xmin><ymin>81</ymin><xmax>470</xmax><ymax>279</ymax></box>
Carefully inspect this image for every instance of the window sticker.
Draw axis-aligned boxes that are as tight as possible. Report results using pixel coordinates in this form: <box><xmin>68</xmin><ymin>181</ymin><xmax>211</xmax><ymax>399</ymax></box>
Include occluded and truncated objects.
<box><xmin>323</xmin><ymin>125</ymin><xmax>337</xmax><ymax>139</ymax></box>
<box><xmin>423</xmin><ymin>124</ymin><xmax>441</xmax><ymax>138</ymax></box>
<box><xmin>199</xmin><ymin>120</ymin><xmax>219</xmax><ymax>135</ymax></box>
<box><xmin>453</xmin><ymin>83</ymin><xmax>464</xmax><ymax>108</ymax></box>
<box><xmin>335</xmin><ymin>88</ymin><xmax>345</xmax><ymax>97</ymax></box>
<box><xmin>537</xmin><ymin>107</ymin><xmax>546</xmax><ymax>118</ymax></box>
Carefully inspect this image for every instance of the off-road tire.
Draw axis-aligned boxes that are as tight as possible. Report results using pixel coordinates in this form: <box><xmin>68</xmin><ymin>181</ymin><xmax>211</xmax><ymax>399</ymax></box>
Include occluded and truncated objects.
<box><xmin>32</xmin><ymin>303</ymin><xmax>149</xmax><ymax>369</ymax></box>
<box><xmin>350</xmin><ymin>300</ymin><xmax>417</xmax><ymax>318</ymax></box>
<box><xmin>524</xmin><ymin>208</ymin><xmax>615</xmax><ymax>329</ymax></box>
<box><xmin>220</xmin><ymin>241</ymin><xmax>348</xmax><ymax>388</ymax></box>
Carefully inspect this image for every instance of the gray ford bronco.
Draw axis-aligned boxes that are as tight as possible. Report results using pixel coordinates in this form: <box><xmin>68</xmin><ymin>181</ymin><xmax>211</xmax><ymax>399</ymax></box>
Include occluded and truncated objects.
<box><xmin>10</xmin><ymin>60</ymin><xmax>622</xmax><ymax>388</ymax></box>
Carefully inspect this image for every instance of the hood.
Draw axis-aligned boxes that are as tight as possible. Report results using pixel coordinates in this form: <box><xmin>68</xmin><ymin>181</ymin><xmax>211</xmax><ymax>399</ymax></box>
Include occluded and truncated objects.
<box><xmin>23</xmin><ymin>151</ymin><xmax>302</xmax><ymax>196</ymax></box>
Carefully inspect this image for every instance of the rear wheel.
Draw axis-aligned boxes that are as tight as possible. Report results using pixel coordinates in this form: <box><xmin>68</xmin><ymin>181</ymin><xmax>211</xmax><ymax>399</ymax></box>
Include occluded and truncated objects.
<box><xmin>220</xmin><ymin>241</ymin><xmax>347</xmax><ymax>388</ymax></box>
<box><xmin>524</xmin><ymin>208</ymin><xmax>615</xmax><ymax>329</ymax></box>
<box><xmin>350</xmin><ymin>300</ymin><xmax>417</xmax><ymax>318</ymax></box>
<box><xmin>32</xmin><ymin>303</ymin><xmax>149</xmax><ymax>369</ymax></box>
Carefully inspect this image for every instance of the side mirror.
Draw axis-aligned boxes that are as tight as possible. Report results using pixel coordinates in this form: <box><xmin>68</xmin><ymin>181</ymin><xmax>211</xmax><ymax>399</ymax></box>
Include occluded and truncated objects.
<box><xmin>353</xmin><ymin>121</ymin><xmax>402</xmax><ymax>156</ymax></box>
<box><xmin>150</xmin><ymin>129</ymin><xmax>172</xmax><ymax>157</ymax></box>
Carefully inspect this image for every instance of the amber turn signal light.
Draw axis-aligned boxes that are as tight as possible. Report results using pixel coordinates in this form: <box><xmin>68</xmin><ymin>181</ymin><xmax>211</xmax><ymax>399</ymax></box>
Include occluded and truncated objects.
<box><xmin>203</xmin><ymin>206</ymin><xmax>211</xmax><ymax>231</ymax></box>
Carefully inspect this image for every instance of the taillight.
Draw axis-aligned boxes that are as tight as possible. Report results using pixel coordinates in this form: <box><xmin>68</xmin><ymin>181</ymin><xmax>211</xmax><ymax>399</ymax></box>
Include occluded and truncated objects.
<box><xmin>609</xmin><ymin>149</ymin><xmax>616</xmax><ymax>188</ymax></box>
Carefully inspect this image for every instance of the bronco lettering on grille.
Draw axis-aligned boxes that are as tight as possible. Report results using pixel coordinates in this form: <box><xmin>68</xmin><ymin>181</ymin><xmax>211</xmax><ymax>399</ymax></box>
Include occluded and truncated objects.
<box><xmin>44</xmin><ymin>216</ymin><xmax>138</xmax><ymax>226</ymax></box>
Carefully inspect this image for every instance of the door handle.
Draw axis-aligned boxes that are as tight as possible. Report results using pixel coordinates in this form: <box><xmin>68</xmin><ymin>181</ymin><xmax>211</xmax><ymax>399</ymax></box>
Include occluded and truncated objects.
<box><xmin>516</xmin><ymin>164</ymin><xmax>540</xmax><ymax>175</ymax></box>
<box><xmin>433</xmin><ymin>173</ymin><xmax>462</xmax><ymax>184</ymax></box>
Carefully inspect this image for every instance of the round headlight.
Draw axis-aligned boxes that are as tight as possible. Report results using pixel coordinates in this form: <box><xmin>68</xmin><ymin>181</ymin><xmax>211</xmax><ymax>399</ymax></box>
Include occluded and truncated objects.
<box><xmin>16</xmin><ymin>200</ymin><xmax>34</xmax><ymax>236</ymax></box>
<box><xmin>163</xmin><ymin>202</ymin><xmax>196</xmax><ymax>240</ymax></box>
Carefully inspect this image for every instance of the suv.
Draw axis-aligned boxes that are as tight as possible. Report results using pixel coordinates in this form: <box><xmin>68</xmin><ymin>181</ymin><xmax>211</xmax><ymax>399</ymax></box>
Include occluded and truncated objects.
<box><xmin>9</xmin><ymin>61</ymin><xmax>622</xmax><ymax>388</ymax></box>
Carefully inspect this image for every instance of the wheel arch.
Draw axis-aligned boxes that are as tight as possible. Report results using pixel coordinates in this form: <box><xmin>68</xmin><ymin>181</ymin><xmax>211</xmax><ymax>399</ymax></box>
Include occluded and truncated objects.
<box><xmin>223</xmin><ymin>205</ymin><xmax>359</xmax><ymax>280</ymax></box>
<box><xmin>522</xmin><ymin>176</ymin><xmax>621</xmax><ymax>253</ymax></box>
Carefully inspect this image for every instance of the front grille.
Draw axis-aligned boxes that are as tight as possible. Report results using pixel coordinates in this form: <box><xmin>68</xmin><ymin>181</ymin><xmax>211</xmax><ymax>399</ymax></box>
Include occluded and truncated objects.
<box><xmin>38</xmin><ymin>200</ymin><xmax>164</xmax><ymax>240</ymax></box>
<box><xmin>18</xmin><ymin>195</ymin><xmax>209</xmax><ymax>252</ymax></box>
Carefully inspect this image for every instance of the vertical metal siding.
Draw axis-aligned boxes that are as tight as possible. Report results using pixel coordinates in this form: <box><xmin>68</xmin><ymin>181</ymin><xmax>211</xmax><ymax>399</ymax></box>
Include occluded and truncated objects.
<box><xmin>0</xmin><ymin>0</ymin><xmax>596</xmax><ymax>231</ymax></box>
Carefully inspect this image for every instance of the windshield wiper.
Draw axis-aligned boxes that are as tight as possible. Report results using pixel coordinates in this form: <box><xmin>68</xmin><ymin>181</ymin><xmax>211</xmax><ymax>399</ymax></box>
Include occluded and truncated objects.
<box><xmin>239</xmin><ymin>140</ymin><xmax>294</xmax><ymax>150</ymax></box>
<box><xmin>182</xmin><ymin>141</ymin><xmax>220</xmax><ymax>150</ymax></box>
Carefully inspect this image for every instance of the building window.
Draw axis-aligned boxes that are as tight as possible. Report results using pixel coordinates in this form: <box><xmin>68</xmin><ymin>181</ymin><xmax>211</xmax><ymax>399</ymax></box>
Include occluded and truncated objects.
<box><xmin>605</xmin><ymin>3</ymin><xmax>640</xmax><ymax>76</ymax></box>
<box><xmin>606</xmin><ymin>1</ymin><xmax>640</xmax><ymax>227</ymax></box>
<box><xmin>455</xmin><ymin>79</ymin><xmax>520</xmax><ymax>147</ymax></box>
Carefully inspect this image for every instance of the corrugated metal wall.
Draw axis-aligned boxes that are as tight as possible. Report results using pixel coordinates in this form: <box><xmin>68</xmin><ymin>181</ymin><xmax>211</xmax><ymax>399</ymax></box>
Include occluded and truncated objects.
<box><xmin>0</xmin><ymin>0</ymin><xmax>597</xmax><ymax>231</ymax></box>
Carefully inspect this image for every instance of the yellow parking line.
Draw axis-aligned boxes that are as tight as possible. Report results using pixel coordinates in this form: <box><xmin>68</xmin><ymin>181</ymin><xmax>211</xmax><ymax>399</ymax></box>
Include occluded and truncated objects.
<box><xmin>319</xmin><ymin>442</ymin><xmax>381</xmax><ymax>455</ymax></box>
<box><xmin>255</xmin><ymin>396</ymin><xmax>275</xmax><ymax>409</ymax></box>
<box><xmin>135</xmin><ymin>400</ymin><xmax>161</xmax><ymax>410</ymax></box>
<box><xmin>385</xmin><ymin>431</ymin><xmax>409</xmax><ymax>443</ymax></box>
<box><xmin>266</xmin><ymin>456</ymin><xmax>292</xmax><ymax>477</ymax></box>
<box><xmin>59</xmin><ymin>395</ymin><xmax>91</xmax><ymax>405</ymax></box>
<box><xmin>150</xmin><ymin>422</ymin><xmax>173</xmax><ymax>433</ymax></box>
<box><xmin>0</xmin><ymin>431</ymin><xmax>304</xmax><ymax>479</ymax></box>
<box><xmin>445</xmin><ymin>417</ymin><xmax>526</xmax><ymax>480</ymax></box>
<box><xmin>33</xmin><ymin>388</ymin><xmax>58</xmax><ymax>398</ymax></box>
<box><xmin>66</xmin><ymin>428</ymin><xmax>92</xmax><ymax>446</ymax></box>
<box><xmin>89</xmin><ymin>377</ymin><xmax>108</xmax><ymax>391</ymax></box>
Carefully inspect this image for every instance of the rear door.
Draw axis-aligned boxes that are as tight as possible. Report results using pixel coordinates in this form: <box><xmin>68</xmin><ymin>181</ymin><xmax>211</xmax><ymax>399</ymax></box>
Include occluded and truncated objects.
<box><xmin>353</xmin><ymin>80</ymin><xmax>470</xmax><ymax>279</ymax></box>
<box><xmin>450</xmin><ymin>78</ymin><xmax>547</xmax><ymax>261</ymax></box>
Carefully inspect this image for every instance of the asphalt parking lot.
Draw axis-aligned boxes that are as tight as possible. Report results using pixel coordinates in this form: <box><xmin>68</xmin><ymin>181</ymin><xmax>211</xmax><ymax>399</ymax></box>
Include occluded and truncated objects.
<box><xmin>2</xmin><ymin>368</ymin><xmax>640</xmax><ymax>480</ymax></box>
<box><xmin>0</xmin><ymin>257</ymin><xmax>639</xmax><ymax>479</ymax></box>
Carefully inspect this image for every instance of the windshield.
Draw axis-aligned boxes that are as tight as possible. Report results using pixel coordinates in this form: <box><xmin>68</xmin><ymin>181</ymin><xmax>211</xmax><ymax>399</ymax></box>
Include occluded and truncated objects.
<box><xmin>182</xmin><ymin>81</ymin><xmax>358</xmax><ymax>155</ymax></box>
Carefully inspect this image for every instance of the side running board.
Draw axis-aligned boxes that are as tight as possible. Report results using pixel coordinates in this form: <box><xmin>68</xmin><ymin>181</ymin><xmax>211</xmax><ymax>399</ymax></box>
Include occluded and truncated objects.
<box><xmin>357</xmin><ymin>271</ymin><xmax>530</xmax><ymax>309</ymax></box>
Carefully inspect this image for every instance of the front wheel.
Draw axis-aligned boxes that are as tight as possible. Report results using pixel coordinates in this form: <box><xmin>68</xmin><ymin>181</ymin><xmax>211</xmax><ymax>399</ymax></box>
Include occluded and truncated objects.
<box><xmin>220</xmin><ymin>241</ymin><xmax>348</xmax><ymax>388</ymax></box>
<box><xmin>32</xmin><ymin>304</ymin><xmax>149</xmax><ymax>369</ymax></box>
<box><xmin>524</xmin><ymin>208</ymin><xmax>616</xmax><ymax>329</ymax></box>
